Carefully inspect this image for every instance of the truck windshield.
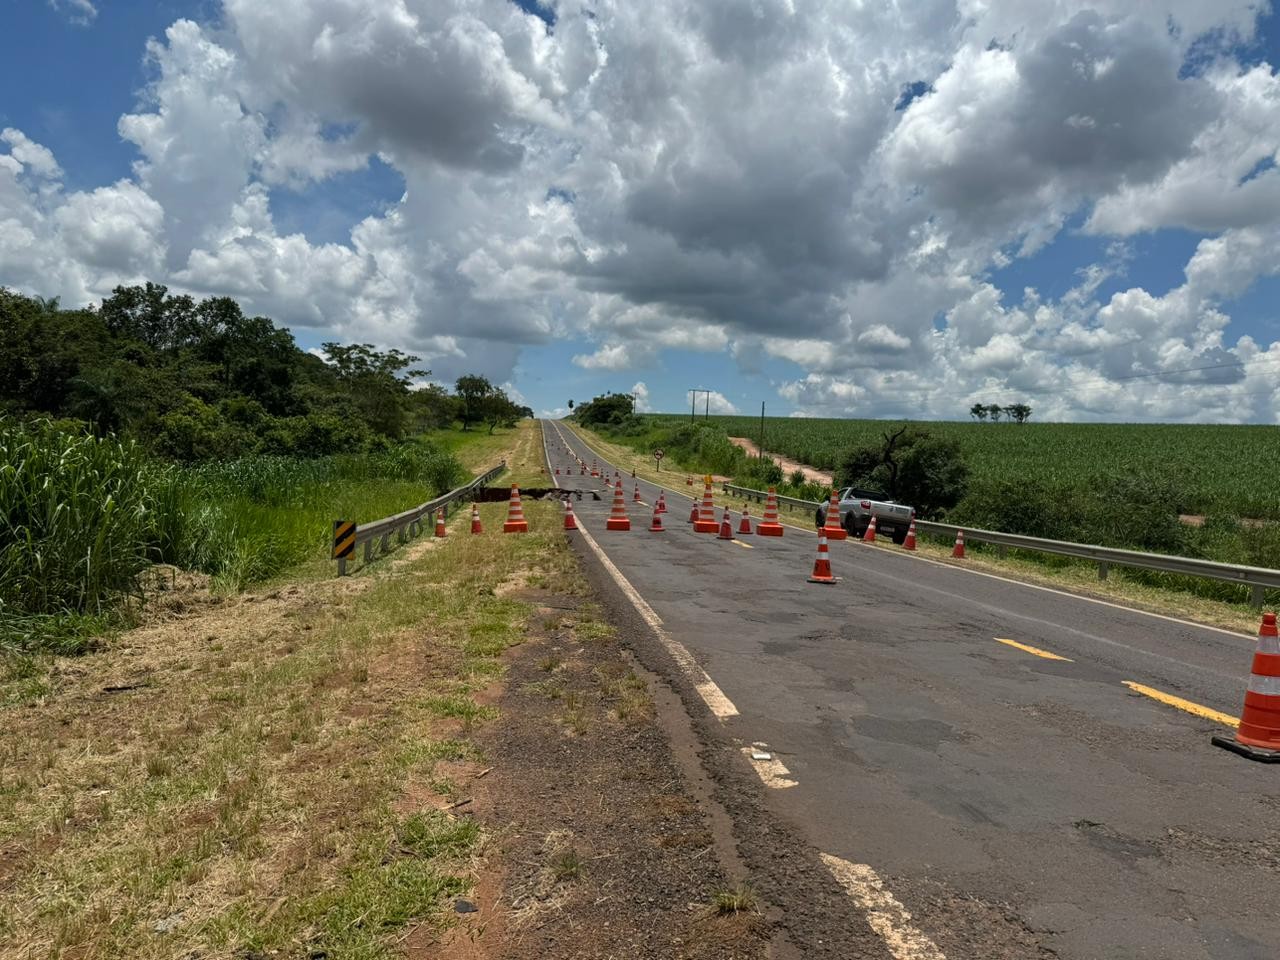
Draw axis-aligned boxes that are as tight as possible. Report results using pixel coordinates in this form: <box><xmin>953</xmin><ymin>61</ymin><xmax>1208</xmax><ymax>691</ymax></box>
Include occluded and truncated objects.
<box><xmin>846</xmin><ymin>487</ymin><xmax>890</xmax><ymax>502</ymax></box>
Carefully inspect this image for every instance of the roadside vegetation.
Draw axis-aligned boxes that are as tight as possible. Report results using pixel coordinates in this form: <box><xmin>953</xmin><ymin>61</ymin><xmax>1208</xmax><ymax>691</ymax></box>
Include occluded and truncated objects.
<box><xmin>0</xmin><ymin>420</ymin><xmax>763</xmax><ymax>959</ymax></box>
<box><xmin>1</xmin><ymin>284</ymin><xmax>540</xmax><ymax>656</ymax></box>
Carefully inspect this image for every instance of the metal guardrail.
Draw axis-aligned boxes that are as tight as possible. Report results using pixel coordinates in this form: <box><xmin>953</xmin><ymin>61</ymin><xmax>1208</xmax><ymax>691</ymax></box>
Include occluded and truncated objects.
<box><xmin>722</xmin><ymin>483</ymin><xmax>1280</xmax><ymax>609</ymax></box>
<box><xmin>334</xmin><ymin>461</ymin><xmax>506</xmax><ymax>575</ymax></box>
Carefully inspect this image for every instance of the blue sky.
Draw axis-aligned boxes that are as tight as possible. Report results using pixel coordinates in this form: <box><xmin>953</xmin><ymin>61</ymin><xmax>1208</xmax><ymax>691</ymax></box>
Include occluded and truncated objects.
<box><xmin>3</xmin><ymin>1</ymin><xmax>1280</xmax><ymax>422</ymax></box>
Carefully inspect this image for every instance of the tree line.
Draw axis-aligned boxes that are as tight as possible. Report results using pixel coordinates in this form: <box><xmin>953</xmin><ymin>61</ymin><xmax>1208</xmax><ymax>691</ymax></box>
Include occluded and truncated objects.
<box><xmin>0</xmin><ymin>284</ymin><xmax>530</xmax><ymax>460</ymax></box>
<box><xmin>969</xmin><ymin>403</ymin><xmax>1032</xmax><ymax>422</ymax></box>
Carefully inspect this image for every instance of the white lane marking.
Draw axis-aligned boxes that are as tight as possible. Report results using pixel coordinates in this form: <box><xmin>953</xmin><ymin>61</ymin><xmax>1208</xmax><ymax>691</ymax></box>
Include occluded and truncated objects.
<box><xmin>741</xmin><ymin>745</ymin><xmax>796</xmax><ymax>789</ymax></box>
<box><xmin>820</xmin><ymin>854</ymin><xmax>946</xmax><ymax>960</ymax></box>
<box><xmin>572</xmin><ymin>515</ymin><xmax>739</xmax><ymax>720</ymax></box>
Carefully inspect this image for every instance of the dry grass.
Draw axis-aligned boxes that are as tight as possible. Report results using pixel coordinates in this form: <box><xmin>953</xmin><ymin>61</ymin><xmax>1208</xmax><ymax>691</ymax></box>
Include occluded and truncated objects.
<box><xmin>0</xmin><ymin>424</ymin><xmax>583</xmax><ymax>960</ymax></box>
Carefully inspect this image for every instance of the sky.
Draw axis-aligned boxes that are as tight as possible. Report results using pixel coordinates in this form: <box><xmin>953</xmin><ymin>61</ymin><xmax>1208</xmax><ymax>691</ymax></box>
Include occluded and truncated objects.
<box><xmin>3</xmin><ymin>0</ymin><xmax>1280</xmax><ymax>423</ymax></box>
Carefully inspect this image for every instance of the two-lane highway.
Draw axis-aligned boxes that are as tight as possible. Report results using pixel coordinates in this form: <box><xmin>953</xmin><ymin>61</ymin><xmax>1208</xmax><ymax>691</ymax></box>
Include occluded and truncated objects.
<box><xmin>541</xmin><ymin>420</ymin><xmax>1278</xmax><ymax>960</ymax></box>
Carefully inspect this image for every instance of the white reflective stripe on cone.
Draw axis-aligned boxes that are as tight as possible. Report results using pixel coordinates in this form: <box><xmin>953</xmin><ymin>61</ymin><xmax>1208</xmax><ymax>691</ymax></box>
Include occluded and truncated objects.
<box><xmin>1246</xmin><ymin>674</ymin><xmax>1280</xmax><ymax>696</ymax></box>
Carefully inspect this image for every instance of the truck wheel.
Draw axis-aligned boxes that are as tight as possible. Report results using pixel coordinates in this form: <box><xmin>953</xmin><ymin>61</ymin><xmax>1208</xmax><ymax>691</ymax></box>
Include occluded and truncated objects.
<box><xmin>814</xmin><ymin>509</ymin><xmax>824</xmax><ymax>528</ymax></box>
<box><xmin>891</xmin><ymin>528</ymin><xmax>908</xmax><ymax>546</ymax></box>
<box><xmin>844</xmin><ymin>513</ymin><xmax>863</xmax><ymax>538</ymax></box>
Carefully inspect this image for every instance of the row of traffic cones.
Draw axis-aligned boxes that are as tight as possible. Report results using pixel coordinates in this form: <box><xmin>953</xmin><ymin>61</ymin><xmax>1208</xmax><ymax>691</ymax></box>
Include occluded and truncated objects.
<box><xmin>553</xmin><ymin>447</ymin><xmax>1280</xmax><ymax>763</ymax></box>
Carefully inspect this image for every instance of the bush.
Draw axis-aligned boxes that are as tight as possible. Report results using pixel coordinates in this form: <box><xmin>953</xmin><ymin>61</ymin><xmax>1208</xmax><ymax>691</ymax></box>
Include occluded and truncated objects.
<box><xmin>836</xmin><ymin>427</ymin><xmax>968</xmax><ymax>519</ymax></box>
<box><xmin>949</xmin><ymin>478</ymin><xmax>1082</xmax><ymax>541</ymax></box>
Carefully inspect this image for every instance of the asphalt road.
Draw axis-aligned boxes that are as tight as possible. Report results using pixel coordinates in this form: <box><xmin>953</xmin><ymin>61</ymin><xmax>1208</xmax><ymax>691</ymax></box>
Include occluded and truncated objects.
<box><xmin>538</xmin><ymin>420</ymin><xmax>1279</xmax><ymax>960</ymax></box>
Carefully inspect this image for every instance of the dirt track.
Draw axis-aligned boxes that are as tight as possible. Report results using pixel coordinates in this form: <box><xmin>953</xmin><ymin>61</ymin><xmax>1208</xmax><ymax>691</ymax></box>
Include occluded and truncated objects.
<box><xmin>727</xmin><ymin>437</ymin><xmax>832</xmax><ymax>485</ymax></box>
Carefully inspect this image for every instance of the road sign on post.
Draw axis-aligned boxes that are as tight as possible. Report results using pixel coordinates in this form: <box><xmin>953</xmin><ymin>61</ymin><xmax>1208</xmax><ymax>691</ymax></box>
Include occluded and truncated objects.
<box><xmin>654</xmin><ymin>448</ymin><xmax>664</xmax><ymax>471</ymax></box>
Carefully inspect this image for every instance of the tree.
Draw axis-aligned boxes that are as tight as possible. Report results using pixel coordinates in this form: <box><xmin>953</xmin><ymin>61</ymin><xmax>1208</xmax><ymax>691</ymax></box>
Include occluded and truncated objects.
<box><xmin>574</xmin><ymin>392</ymin><xmax>634</xmax><ymax>426</ymax></box>
<box><xmin>969</xmin><ymin>403</ymin><xmax>988</xmax><ymax>421</ymax></box>
<box><xmin>836</xmin><ymin>426</ymin><xmax>969</xmax><ymax>519</ymax></box>
<box><xmin>455</xmin><ymin>375</ymin><xmax>496</xmax><ymax>431</ymax></box>
<box><xmin>568</xmin><ymin>399</ymin><xmax>574</xmax><ymax>411</ymax></box>
<box><xmin>986</xmin><ymin>404</ymin><xmax>1003</xmax><ymax>422</ymax></box>
<box><xmin>323</xmin><ymin>342</ymin><xmax>427</xmax><ymax>439</ymax></box>
<box><xmin>1005</xmin><ymin>403</ymin><xmax>1032</xmax><ymax>424</ymax></box>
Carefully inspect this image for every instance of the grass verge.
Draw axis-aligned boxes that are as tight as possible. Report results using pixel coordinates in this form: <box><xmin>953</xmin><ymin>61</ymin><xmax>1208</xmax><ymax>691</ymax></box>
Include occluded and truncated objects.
<box><xmin>0</xmin><ymin>428</ymin><xmax>575</xmax><ymax>959</ymax></box>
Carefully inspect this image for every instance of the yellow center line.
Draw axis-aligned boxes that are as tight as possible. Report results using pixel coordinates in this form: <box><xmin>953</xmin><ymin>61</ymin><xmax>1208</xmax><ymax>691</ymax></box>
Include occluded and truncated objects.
<box><xmin>994</xmin><ymin>638</ymin><xmax>1073</xmax><ymax>661</ymax></box>
<box><xmin>730</xmin><ymin>539</ymin><xmax>754</xmax><ymax>549</ymax></box>
<box><xmin>1122</xmin><ymin>681</ymin><xmax>1239</xmax><ymax>727</ymax></box>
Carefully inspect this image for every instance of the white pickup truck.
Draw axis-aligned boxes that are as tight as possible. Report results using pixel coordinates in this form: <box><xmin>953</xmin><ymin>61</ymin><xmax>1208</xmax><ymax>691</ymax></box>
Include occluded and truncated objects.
<box><xmin>814</xmin><ymin>487</ymin><xmax>915</xmax><ymax>544</ymax></box>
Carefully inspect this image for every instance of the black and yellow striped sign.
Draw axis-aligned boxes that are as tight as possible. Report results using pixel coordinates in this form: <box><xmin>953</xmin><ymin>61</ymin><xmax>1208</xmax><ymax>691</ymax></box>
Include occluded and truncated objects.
<box><xmin>332</xmin><ymin>520</ymin><xmax>357</xmax><ymax>559</ymax></box>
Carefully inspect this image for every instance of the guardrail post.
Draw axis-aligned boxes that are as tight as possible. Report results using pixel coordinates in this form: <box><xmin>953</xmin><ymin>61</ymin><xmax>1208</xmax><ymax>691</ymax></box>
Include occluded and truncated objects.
<box><xmin>1098</xmin><ymin>561</ymin><xmax>1109</xmax><ymax>581</ymax></box>
<box><xmin>337</xmin><ymin>558</ymin><xmax>347</xmax><ymax>576</ymax></box>
<box><xmin>997</xmin><ymin>545</ymin><xmax>1008</xmax><ymax>560</ymax></box>
<box><xmin>364</xmin><ymin>540</ymin><xmax>373</xmax><ymax>563</ymax></box>
<box><xmin>1252</xmin><ymin>584</ymin><xmax>1265</xmax><ymax>609</ymax></box>
<box><xmin>380</xmin><ymin>532</ymin><xmax>390</xmax><ymax>554</ymax></box>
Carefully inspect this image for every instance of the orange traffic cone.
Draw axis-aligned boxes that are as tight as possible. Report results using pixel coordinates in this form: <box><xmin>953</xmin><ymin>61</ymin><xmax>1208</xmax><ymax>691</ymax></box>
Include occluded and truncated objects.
<box><xmin>738</xmin><ymin>508</ymin><xmax>753</xmax><ymax>535</ymax></box>
<box><xmin>757</xmin><ymin>487</ymin><xmax>784</xmax><ymax>537</ymax></box>
<box><xmin>694</xmin><ymin>479</ymin><xmax>719</xmax><ymax>533</ymax></box>
<box><xmin>688</xmin><ymin>502</ymin><xmax>698</xmax><ymax>524</ymax></box>
<box><xmin>554</xmin><ymin>467</ymin><xmax>560</xmax><ymax>475</ymax></box>
<box><xmin>1213</xmin><ymin>613</ymin><xmax>1280</xmax><ymax>761</ymax></box>
<box><xmin>808</xmin><ymin>533</ymin><xmax>837</xmax><ymax>584</ymax></box>
<box><xmin>580</xmin><ymin>464</ymin><xmax>586</xmax><ymax>475</ymax></box>
<box><xmin>656</xmin><ymin>492</ymin><xmax>667</xmax><ymax>514</ymax></box>
<box><xmin>717</xmin><ymin>507</ymin><xmax>735</xmax><ymax>540</ymax></box>
<box><xmin>503</xmin><ymin>485</ymin><xmax>529</xmax><ymax>533</ymax></box>
<box><xmin>649</xmin><ymin>503</ymin><xmax>665</xmax><ymax>532</ymax></box>
<box><xmin>563</xmin><ymin>499</ymin><xmax>578</xmax><ymax>531</ymax></box>
<box><xmin>470</xmin><ymin>504</ymin><xmax>483</xmax><ymax>535</ymax></box>
<box><xmin>862</xmin><ymin>515</ymin><xmax>877</xmax><ymax>543</ymax></box>
<box><xmin>606</xmin><ymin>479</ymin><xmax>631</xmax><ymax>531</ymax></box>
<box><xmin>434</xmin><ymin>509</ymin><xmax>447</xmax><ymax>538</ymax></box>
<box><xmin>591</xmin><ymin>459</ymin><xmax>599</xmax><ymax>477</ymax></box>
<box><xmin>633</xmin><ymin>483</ymin><xmax>642</xmax><ymax>503</ymax></box>
<box><xmin>822</xmin><ymin>491</ymin><xmax>847</xmax><ymax>541</ymax></box>
<box><xmin>904</xmin><ymin>520</ymin><xmax>917</xmax><ymax>551</ymax></box>
<box><xmin>952</xmin><ymin>529</ymin><xmax>965</xmax><ymax>558</ymax></box>
<box><xmin>686</xmin><ymin>475</ymin><xmax>693</xmax><ymax>486</ymax></box>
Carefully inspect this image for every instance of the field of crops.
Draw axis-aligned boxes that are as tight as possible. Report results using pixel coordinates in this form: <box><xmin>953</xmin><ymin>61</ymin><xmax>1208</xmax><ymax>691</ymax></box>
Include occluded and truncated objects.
<box><xmin>0</xmin><ymin>420</ymin><xmax>467</xmax><ymax>654</ymax></box>
<box><xmin>663</xmin><ymin>415</ymin><xmax>1280</xmax><ymax>520</ymax></box>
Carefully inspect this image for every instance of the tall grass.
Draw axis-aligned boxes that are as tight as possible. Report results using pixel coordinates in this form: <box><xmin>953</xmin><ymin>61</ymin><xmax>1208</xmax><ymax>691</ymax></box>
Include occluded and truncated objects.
<box><xmin>1</xmin><ymin>421</ymin><xmax>467</xmax><ymax>653</ymax></box>
<box><xmin>0</xmin><ymin>422</ymin><xmax>158</xmax><ymax>618</ymax></box>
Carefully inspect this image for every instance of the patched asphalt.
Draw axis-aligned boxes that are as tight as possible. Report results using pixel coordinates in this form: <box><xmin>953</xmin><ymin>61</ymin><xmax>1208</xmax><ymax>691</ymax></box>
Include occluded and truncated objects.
<box><xmin>539</xmin><ymin>421</ymin><xmax>1280</xmax><ymax>960</ymax></box>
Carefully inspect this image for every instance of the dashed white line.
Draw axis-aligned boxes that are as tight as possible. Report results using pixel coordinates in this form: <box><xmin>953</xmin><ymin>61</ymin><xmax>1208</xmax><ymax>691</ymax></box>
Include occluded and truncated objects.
<box><xmin>741</xmin><ymin>744</ymin><xmax>797</xmax><ymax>789</ymax></box>
<box><xmin>573</xmin><ymin>520</ymin><xmax>739</xmax><ymax>719</ymax></box>
<box><xmin>820</xmin><ymin>853</ymin><xmax>947</xmax><ymax>960</ymax></box>
<box><xmin>543</xmin><ymin>422</ymin><xmax>738</xmax><ymax>720</ymax></box>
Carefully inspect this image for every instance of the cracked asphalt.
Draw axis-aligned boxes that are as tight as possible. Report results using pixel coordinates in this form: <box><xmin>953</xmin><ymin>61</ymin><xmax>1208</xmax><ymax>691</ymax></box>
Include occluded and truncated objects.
<box><xmin>539</xmin><ymin>420</ymin><xmax>1279</xmax><ymax>960</ymax></box>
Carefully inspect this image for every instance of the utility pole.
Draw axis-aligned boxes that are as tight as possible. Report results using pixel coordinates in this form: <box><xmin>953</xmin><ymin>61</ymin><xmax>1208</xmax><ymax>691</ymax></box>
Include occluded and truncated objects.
<box><xmin>759</xmin><ymin>401</ymin><xmax>765</xmax><ymax>459</ymax></box>
<box><xmin>689</xmin><ymin>389</ymin><xmax>711</xmax><ymax>423</ymax></box>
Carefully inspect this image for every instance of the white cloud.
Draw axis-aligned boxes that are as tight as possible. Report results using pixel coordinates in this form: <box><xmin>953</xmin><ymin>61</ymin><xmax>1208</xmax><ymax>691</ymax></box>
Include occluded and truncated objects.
<box><xmin>689</xmin><ymin>389</ymin><xmax>739</xmax><ymax>415</ymax></box>
<box><xmin>631</xmin><ymin>381</ymin><xmax>651</xmax><ymax>412</ymax></box>
<box><xmin>49</xmin><ymin>0</ymin><xmax>96</xmax><ymax>26</ymax></box>
<box><xmin>1</xmin><ymin>1</ymin><xmax>1278</xmax><ymax>420</ymax></box>
<box><xmin>573</xmin><ymin>342</ymin><xmax>650</xmax><ymax>371</ymax></box>
<box><xmin>1</xmin><ymin>129</ymin><xmax>62</xmax><ymax>179</ymax></box>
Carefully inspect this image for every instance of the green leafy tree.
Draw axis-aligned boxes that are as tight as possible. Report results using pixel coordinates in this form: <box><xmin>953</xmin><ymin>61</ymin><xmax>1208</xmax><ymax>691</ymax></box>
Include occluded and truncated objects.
<box><xmin>574</xmin><ymin>392</ymin><xmax>635</xmax><ymax>426</ymax></box>
<box><xmin>836</xmin><ymin>426</ymin><xmax>969</xmax><ymax>519</ymax></box>
<box><xmin>1005</xmin><ymin>403</ymin><xmax>1032</xmax><ymax>423</ymax></box>
<box><xmin>323</xmin><ymin>342</ymin><xmax>426</xmax><ymax>439</ymax></box>
<box><xmin>970</xmin><ymin>403</ymin><xmax>988</xmax><ymax>421</ymax></box>
<box><xmin>986</xmin><ymin>404</ymin><xmax>1003</xmax><ymax>422</ymax></box>
<box><xmin>455</xmin><ymin>375</ymin><xmax>496</xmax><ymax>431</ymax></box>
